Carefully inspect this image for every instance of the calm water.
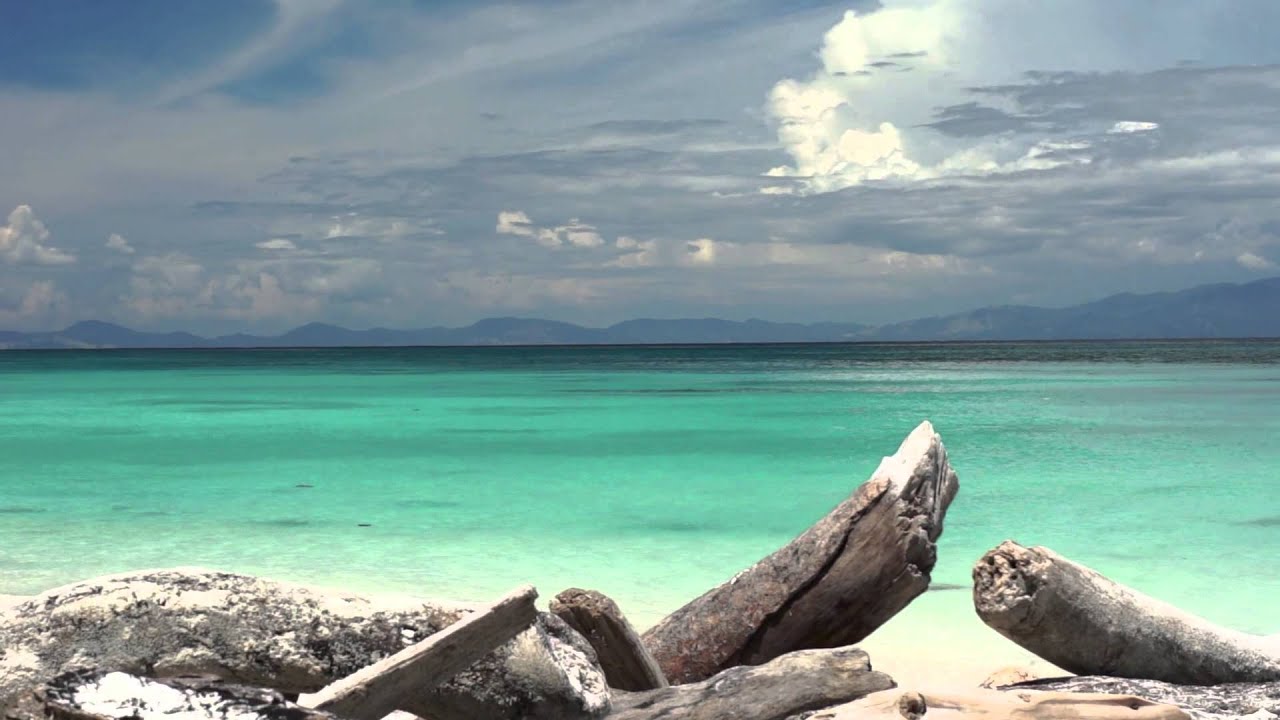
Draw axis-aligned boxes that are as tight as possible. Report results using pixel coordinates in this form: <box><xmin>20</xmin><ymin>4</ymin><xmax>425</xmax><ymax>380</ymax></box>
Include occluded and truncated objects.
<box><xmin>1</xmin><ymin>341</ymin><xmax>1278</xmax><ymax>632</ymax></box>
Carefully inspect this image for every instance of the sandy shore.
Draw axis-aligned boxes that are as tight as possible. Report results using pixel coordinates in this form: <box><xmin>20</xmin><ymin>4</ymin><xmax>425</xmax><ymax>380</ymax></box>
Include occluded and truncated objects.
<box><xmin>856</xmin><ymin>590</ymin><xmax>1067</xmax><ymax>690</ymax></box>
<box><xmin>0</xmin><ymin>594</ymin><xmax>29</xmax><ymax>610</ymax></box>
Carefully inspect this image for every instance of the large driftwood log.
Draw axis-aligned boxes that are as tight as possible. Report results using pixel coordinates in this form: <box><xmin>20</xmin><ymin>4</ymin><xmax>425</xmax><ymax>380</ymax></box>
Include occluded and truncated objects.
<box><xmin>609</xmin><ymin>645</ymin><xmax>894</xmax><ymax>720</ymax></box>
<box><xmin>306</xmin><ymin>585</ymin><xmax>538</xmax><ymax>720</ymax></box>
<box><xmin>551</xmin><ymin>588</ymin><xmax>668</xmax><ymax>691</ymax></box>
<box><xmin>1011</xmin><ymin>676</ymin><xmax>1280</xmax><ymax>720</ymax></box>
<box><xmin>806</xmin><ymin>687</ymin><xmax>1190</xmax><ymax>719</ymax></box>
<box><xmin>643</xmin><ymin>421</ymin><xmax>958</xmax><ymax>684</ymax></box>
<box><xmin>973</xmin><ymin>541</ymin><xmax>1280</xmax><ymax>685</ymax></box>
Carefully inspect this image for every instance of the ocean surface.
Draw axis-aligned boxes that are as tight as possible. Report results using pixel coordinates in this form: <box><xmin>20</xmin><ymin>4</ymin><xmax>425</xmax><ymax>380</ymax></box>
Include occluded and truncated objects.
<box><xmin>1</xmin><ymin>341</ymin><xmax>1278</xmax><ymax>635</ymax></box>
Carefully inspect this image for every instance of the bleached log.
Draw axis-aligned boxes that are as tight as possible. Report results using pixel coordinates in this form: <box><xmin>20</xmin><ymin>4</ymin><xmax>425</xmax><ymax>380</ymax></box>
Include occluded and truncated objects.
<box><xmin>807</xmin><ymin>687</ymin><xmax>1191</xmax><ymax>719</ymax></box>
<box><xmin>305</xmin><ymin>584</ymin><xmax>538</xmax><ymax>720</ymax></box>
<box><xmin>551</xmin><ymin>588</ymin><xmax>668</xmax><ymax>691</ymax></box>
<box><xmin>608</xmin><ymin>645</ymin><xmax>893</xmax><ymax>720</ymax></box>
<box><xmin>643</xmin><ymin>421</ymin><xmax>959</xmax><ymax>684</ymax></box>
<box><xmin>973</xmin><ymin>541</ymin><xmax>1280</xmax><ymax>685</ymax></box>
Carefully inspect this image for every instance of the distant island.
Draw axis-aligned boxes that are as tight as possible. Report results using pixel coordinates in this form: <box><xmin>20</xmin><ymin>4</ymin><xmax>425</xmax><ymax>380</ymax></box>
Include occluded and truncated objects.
<box><xmin>4</xmin><ymin>277</ymin><xmax>1280</xmax><ymax>349</ymax></box>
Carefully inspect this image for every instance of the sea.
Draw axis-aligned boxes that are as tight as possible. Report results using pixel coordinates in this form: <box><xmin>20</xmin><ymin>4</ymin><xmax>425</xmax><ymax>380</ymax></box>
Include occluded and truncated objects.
<box><xmin>2</xmin><ymin>341</ymin><xmax>1278</xmax><ymax>637</ymax></box>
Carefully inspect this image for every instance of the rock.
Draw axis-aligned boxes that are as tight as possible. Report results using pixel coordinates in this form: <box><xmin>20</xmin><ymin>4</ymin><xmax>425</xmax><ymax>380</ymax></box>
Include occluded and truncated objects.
<box><xmin>0</xmin><ymin>568</ymin><xmax>609</xmax><ymax>720</ymax></box>
<box><xmin>609</xmin><ymin>645</ymin><xmax>895</xmax><ymax>720</ymax></box>
<box><xmin>40</xmin><ymin>670</ymin><xmax>340</xmax><ymax>720</ymax></box>
<box><xmin>643</xmin><ymin>421</ymin><xmax>959</xmax><ymax>684</ymax></box>
<box><xmin>1012</xmin><ymin>676</ymin><xmax>1280</xmax><ymax>720</ymax></box>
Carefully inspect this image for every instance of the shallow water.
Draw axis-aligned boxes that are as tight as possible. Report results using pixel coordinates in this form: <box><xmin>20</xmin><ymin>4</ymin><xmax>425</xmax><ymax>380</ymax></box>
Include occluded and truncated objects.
<box><xmin>2</xmin><ymin>341</ymin><xmax>1278</xmax><ymax>633</ymax></box>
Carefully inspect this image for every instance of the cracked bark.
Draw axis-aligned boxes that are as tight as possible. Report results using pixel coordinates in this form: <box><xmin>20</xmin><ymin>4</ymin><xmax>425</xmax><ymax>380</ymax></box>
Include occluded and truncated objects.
<box><xmin>973</xmin><ymin>541</ymin><xmax>1280</xmax><ymax>685</ymax></box>
<box><xmin>641</xmin><ymin>421</ymin><xmax>959</xmax><ymax>685</ymax></box>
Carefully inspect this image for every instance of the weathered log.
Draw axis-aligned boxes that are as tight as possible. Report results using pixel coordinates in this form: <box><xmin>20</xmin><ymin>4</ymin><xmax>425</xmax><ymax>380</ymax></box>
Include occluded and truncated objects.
<box><xmin>551</xmin><ymin>588</ymin><xmax>668</xmax><ymax>692</ymax></box>
<box><xmin>1010</xmin><ymin>676</ymin><xmax>1280</xmax><ymax>720</ymax></box>
<box><xmin>609</xmin><ymin>645</ymin><xmax>894</xmax><ymax>720</ymax></box>
<box><xmin>305</xmin><ymin>584</ymin><xmax>538</xmax><ymax>720</ymax></box>
<box><xmin>643</xmin><ymin>421</ymin><xmax>958</xmax><ymax>684</ymax></box>
<box><xmin>41</xmin><ymin>671</ymin><xmax>340</xmax><ymax>720</ymax></box>
<box><xmin>805</xmin><ymin>687</ymin><xmax>1190</xmax><ymax>719</ymax></box>
<box><xmin>973</xmin><ymin>541</ymin><xmax>1280</xmax><ymax>685</ymax></box>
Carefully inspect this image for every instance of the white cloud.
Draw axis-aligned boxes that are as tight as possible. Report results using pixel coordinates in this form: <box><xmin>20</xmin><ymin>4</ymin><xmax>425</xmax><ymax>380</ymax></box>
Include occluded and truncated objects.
<box><xmin>256</xmin><ymin>238</ymin><xmax>298</xmax><ymax>251</ymax></box>
<box><xmin>1108</xmin><ymin>121</ymin><xmax>1160</xmax><ymax>134</ymax></box>
<box><xmin>496</xmin><ymin>211</ymin><xmax>605</xmax><ymax>248</ymax></box>
<box><xmin>1237</xmin><ymin>252</ymin><xmax>1275</xmax><ymax>270</ymax></box>
<box><xmin>685</xmin><ymin>238</ymin><xmax>719</xmax><ymax>265</ymax></box>
<box><xmin>105</xmin><ymin>233</ymin><xmax>135</xmax><ymax>254</ymax></box>
<box><xmin>0</xmin><ymin>205</ymin><xmax>76</xmax><ymax>265</ymax></box>
<box><xmin>325</xmin><ymin>213</ymin><xmax>414</xmax><ymax>240</ymax></box>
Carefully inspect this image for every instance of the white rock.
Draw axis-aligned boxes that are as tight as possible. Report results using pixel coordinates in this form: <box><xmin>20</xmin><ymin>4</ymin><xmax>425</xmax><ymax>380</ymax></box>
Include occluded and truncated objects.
<box><xmin>0</xmin><ymin>568</ymin><xmax>608</xmax><ymax>720</ymax></box>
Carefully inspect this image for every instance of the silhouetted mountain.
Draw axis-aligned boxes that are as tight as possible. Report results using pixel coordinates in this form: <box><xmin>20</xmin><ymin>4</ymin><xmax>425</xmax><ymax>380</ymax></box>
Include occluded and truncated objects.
<box><xmin>4</xmin><ymin>277</ymin><xmax>1280</xmax><ymax>349</ymax></box>
<box><xmin>874</xmin><ymin>277</ymin><xmax>1280</xmax><ymax>340</ymax></box>
<box><xmin>607</xmin><ymin>318</ymin><xmax>866</xmax><ymax>343</ymax></box>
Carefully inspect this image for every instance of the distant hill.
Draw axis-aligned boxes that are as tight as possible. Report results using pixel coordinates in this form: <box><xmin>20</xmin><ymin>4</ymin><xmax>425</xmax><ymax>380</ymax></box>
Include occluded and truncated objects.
<box><xmin>874</xmin><ymin>277</ymin><xmax>1280</xmax><ymax>340</ymax></box>
<box><xmin>4</xmin><ymin>277</ymin><xmax>1280</xmax><ymax>349</ymax></box>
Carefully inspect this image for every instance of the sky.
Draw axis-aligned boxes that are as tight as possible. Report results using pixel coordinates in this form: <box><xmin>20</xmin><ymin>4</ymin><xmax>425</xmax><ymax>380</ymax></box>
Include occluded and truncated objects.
<box><xmin>4</xmin><ymin>0</ymin><xmax>1280</xmax><ymax>333</ymax></box>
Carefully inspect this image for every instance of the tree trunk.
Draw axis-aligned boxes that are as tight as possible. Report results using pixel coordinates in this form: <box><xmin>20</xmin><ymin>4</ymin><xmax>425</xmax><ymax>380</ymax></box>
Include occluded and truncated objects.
<box><xmin>806</xmin><ymin>688</ymin><xmax>1191</xmax><ymax>719</ymax></box>
<box><xmin>608</xmin><ymin>645</ymin><xmax>893</xmax><ymax>720</ymax></box>
<box><xmin>551</xmin><ymin>588</ymin><xmax>668</xmax><ymax>691</ymax></box>
<box><xmin>643</xmin><ymin>421</ymin><xmax>959</xmax><ymax>684</ymax></box>
<box><xmin>973</xmin><ymin>541</ymin><xmax>1280</xmax><ymax>685</ymax></box>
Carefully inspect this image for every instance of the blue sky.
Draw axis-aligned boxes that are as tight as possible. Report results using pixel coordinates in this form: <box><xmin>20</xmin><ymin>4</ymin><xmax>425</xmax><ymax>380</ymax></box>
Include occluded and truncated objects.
<box><xmin>4</xmin><ymin>0</ymin><xmax>1280</xmax><ymax>332</ymax></box>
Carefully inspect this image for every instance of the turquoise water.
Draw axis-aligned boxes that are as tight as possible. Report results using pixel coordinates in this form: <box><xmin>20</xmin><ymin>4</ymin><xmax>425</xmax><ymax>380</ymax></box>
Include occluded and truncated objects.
<box><xmin>2</xmin><ymin>342</ymin><xmax>1278</xmax><ymax>633</ymax></box>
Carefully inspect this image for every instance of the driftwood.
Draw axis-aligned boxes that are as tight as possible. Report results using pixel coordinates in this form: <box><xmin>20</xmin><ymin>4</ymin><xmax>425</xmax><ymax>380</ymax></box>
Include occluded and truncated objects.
<box><xmin>643</xmin><ymin>421</ymin><xmax>958</xmax><ymax>684</ymax></box>
<box><xmin>305</xmin><ymin>584</ymin><xmax>538</xmax><ymax>720</ymax></box>
<box><xmin>608</xmin><ymin>645</ymin><xmax>894</xmax><ymax>720</ymax></box>
<box><xmin>550</xmin><ymin>588</ymin><xmax>668</xmax><ymax>691</ymax></box>
<box><xmin>42</xmin><ymin>671</ymin><xmax>341</xmax><ymax>720</ymax></box>
<box><xmin>973</xmin><ymin>541</ymin><xmax>1280</xmax><ymax>685</ymax></box>
<box><xmin>807</xmin><ymin>687</ymin><xmax>1191</xmax><ymax>719</ymax></box>
<box><xmin>1012</xmin><ymin>676</ymin><xmax>1280</xmax><ymax>720</ymax></box>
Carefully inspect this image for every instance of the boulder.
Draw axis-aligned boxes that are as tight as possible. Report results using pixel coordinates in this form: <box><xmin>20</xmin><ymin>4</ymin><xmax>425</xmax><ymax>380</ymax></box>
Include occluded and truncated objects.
<box><xmin>1012</xmin><ymin>676</ymin><xmax>1280</xmax><ymax>720</ymax></box>
<box><xmin>41</xmin><ymin>670</ymin><xmax>341</xmax><ymax>720</ymax></box>
<box><xmin>0</xmin><ymin>568</ymin><xmax>608</xmax><ymax>720</ymax></box>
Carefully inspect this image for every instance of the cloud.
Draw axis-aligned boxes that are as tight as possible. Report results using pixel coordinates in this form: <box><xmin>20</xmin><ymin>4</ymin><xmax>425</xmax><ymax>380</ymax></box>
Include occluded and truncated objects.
<box><xmin>496</xmin><ymin>211</ymin><xmax>604</xmax><ymax>248</ymax></box>
<box><xmin>1236</xmin><ymin>252</ymin><xmax>1274</xmax><ymax>270</ymax></box>
<box><xmin>105</xmin><ymin>233</ymin><xmax>135</xmax><ymax>254</ymax></box>
<box><xmin>0</xmin><ymin>281</ymin><xmax>69</xmax><ymax>329</ymax></box>
<box><xmin>1108</xmin><ymin>121</ymin><xmax>1160</xmax><ymax>134</ymax></box>
<box><xmin>256</xmin><ymin>238</ymin><xmax>298</xmax><ymax>251</ymax></box>
<box><xmin>0</xmin><ymin>205</ymin><xmax>76</xmax><ymax>265</ymax></box>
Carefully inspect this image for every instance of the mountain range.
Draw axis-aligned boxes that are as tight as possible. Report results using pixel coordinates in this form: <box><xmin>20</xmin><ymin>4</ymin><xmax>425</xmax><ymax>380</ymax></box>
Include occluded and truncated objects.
<box><xmin>4</xmin><ymin>277</ymin><xmax>1280</xmax><ymax>349</ymax></box>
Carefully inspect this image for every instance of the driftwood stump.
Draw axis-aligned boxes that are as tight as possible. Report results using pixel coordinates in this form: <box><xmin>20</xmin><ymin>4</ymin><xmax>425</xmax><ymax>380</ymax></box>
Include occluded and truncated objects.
<box><xmin>551</xmin><ymin>588</ymin><xmax>668</xmax><ymax>691</ymax></box>
<box><xmin>643</xmin><ymin>421</ymin><xmax>958</xmax><ymax>684</ymax></box>
<box><xmin>973</xmin><ymin>541</ymin><xmax>1280</xmax><ymax>685</ymax></box>
<box><xmin>609</xmin><ymin>645</ymin><xmax>894</xmax><ymax>720</ymax></box>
